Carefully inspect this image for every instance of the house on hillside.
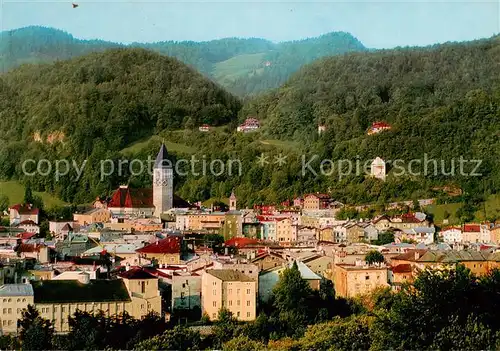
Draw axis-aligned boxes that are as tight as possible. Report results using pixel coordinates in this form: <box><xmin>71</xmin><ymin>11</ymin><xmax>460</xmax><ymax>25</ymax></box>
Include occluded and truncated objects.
<box><xmin>9</xmin><ymin>204</ymin><xmax>39</xmax><ymax>226</ymax></box>
<box><xmin>198</xmin><ymin>124</ymin><xmax>210</xmax><ymax>132</ymax></box>
<box><xmin>367</xmin><ymin>121</ymin><xmax>392</xmax><ymax>135</ymax></box>
<box><xmin>237</xmin><ymin>118</ymin><xmax>260</xmax><ymax>133</ymax></box>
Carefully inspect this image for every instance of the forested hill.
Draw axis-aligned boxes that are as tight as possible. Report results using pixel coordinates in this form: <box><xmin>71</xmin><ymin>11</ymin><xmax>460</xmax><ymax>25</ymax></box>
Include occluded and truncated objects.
<box><xmin>0</xmin><ymin>26</ymin><xmax>367</xmax><ymax>96</ymax></box>
<box><xmin>239</xmin><ymin>36</ymin><xmax>500</xmax><ymax>203</ymax></box>
<box><xmin>0</xmin><ymin>48</ymin><xmax>240</xmax><ymax>163</ymax></box>
<box><xmin>0</xmin><ymin>26</ymin><xmax>121</xmax><ymax>71</ymax></box>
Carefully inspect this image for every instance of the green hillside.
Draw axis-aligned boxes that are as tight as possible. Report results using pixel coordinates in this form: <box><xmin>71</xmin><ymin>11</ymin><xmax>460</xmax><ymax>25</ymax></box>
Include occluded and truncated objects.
<box><xmin>0</xmin><ymin>48</ymin><xmax>240</xmax><ymax>204</ymax></box>
<box><xmin>0</xmin><ymin>181</ymin><xmax>67</xmax><ymax>208</ymax></box>
<box><xmin>0</xmin><ymin>35</ymin><xmax>499</xmax><ymax>219</ymax></box>
<box><xmin>0</xmin><ymin>26</ymin><xmax>367</xmax><ymax>96</ymax></box>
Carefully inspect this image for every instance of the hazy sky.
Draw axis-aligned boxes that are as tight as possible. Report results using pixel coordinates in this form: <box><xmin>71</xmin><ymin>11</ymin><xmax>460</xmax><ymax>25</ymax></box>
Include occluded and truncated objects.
<box><xmin>1</xmin><ymin>0</ymin><xmax>499</xmax><ymax>48</ymax></box>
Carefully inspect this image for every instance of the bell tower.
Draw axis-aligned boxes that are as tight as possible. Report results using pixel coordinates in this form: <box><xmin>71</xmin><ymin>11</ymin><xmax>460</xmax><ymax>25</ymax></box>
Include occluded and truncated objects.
<box><xmin>229</xmin><ymin>190</ymin><xmax>237</xmax><ymax>211</ymax></box>
<box><xmin>153</xmin><ymin>144</ymin><xmax>173</xmax><ymax>216</ymax></box>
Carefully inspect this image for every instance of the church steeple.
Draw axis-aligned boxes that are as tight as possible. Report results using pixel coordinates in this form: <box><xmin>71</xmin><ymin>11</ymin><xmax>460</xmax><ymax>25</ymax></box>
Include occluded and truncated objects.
<box><xmin>229</xmin><ymin>190</ymin><xmax>237</xmax><ymax>211</ymax></box>
<box><xmin>154</xmin><ymin>143</ymin><xmax>171</xmax><ymax>169</ymax></box>
<box><xmin>153</xmin><ymin>143</ymin><xmax>173</xmax><ymax>217</ymax></box>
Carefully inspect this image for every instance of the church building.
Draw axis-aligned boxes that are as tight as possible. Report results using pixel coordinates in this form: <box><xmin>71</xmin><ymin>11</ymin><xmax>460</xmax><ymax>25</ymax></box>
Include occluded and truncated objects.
<box><xmin>108</xmin><ymin>144</ymin><xmax>190</xmax><ymax>217</ymax></box>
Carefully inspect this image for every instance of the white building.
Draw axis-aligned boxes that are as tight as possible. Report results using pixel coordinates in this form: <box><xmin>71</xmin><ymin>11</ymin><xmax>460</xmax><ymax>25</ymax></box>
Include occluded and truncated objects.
<box><xmin>441</xmin><ymin>227</ymin><xmax>463</xmax><ymax>244</ymax></box>
<box><xmin>370</xmin><ymin>157</ymin><xmax>386</xmax><ymax>181</ymax></box>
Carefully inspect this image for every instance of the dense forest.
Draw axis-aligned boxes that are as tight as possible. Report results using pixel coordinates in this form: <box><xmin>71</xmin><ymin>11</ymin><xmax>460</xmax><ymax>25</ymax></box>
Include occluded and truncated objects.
<box><xmin>0</xmin><ymin>35</ymin><xmax>499</xmax><ymax>211</ymax></box>
<box><xmin>0</xmin><ymin>26</ymin><xmax>366</xmax><ymax>96</ymax></box>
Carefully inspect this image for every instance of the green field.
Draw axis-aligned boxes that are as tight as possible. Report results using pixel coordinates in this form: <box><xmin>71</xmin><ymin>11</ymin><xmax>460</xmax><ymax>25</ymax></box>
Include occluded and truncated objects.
<box><xmin>121</xmin><ymin>135</ymin><xmax>196</xmax><ymax>155</ymax></box>
<box><xmin>425</xmin><ymin>202</ymin><xmax>463</xmax><ymax>226</ymax></box>
<box><xmin>258</xmin><ymin>139</ymin><xmax>300</xmax><ymax>151</ymax></box>
<box><xmin>0</xmin><ymin>181</ymin><xmax>67</xmax><ymax>208</ymax></box>
<box><xmin>214</xmin><ymin>53</ymin><xmax>266</xmax><ymax>83</ymax></box>
<box><xmin>426</xmin><ymin>194</ymin><xmax>500</xmax><ymax>225</ymax></box>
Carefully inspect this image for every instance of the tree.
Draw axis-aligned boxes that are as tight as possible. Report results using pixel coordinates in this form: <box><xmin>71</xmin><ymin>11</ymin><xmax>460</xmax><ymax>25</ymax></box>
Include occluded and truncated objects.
<box><xmin>0</xmin><ymin>194</ymin><xmax>9</xmax><ymax>212</ymax></box>
<box><xmin>223</xmin><ymin>335</ymin><xmax>265</xmax><ymax>351</ymax></box>
<box><xmin>23</xmin><ymin>184</ymin><xmax>34</xmax><ymax>205</ymax></box>
<box><xmin>213</xmin><ymin>308</ymin><xmax>239</xmax><ymax>347</ymax></box>
<box><xmin>66</xmin><ymin>310</ymin><xmax>107</xmax><ymax>350</ymax></box>
<box><xmin>365</xmin><ymin>250</ymin><xmax>385</xmax><ymax>265</ymax></box>
<box><xmin>372</xmin><ymin>231</ymin><xmax>394</xmax><ymax>245</ymax></box>
<box><xmin>272</xmin><ymin>261</ymin><xmax>313</xmax><ymax>314</ymax></box>
<box><xmin>298</xmin><ymin>315</ymin><xmax>374</xmax><ymax>351</ymax></box>
<box><xmin>135</xmin><ymin>325</ymin><xmax>201</xmax><ymax>351</ymax></box>
<box><xmin>18</xmin><ymin>305</ymin><xmax>54</xmax><ymax>351</ymax></box>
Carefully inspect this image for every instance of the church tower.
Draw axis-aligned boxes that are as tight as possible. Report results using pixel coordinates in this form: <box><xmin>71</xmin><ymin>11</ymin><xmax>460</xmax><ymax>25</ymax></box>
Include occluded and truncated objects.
<box><xmin>229</xmin><ymin>190</ymin><xmax>237</xmax><ymax>211</ymax></box>
<box><xmin>153</xmin><ymin>144</ymin><xmax>173</xmax><ymax>216</ymax></box>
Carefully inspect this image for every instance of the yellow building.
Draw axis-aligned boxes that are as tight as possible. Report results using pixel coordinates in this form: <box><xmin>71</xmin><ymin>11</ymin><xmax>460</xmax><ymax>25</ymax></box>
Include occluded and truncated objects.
<box><xmin>334</xmin><ymin>264</ymin><xmax>389</xmax><ymax>298</ymax></box>
<box><xmin>301</xmin><ymin>215</ymin><xmax>320</xmax><ymax>228</ymax></box>
<box><xmin>202</xmin><ymin>269</ymin><xmax>256</xmax><ymax>321</ymax></box>
<box><xmin>276</xmin><ymin>218</ymin><xmax>295</xmax><ymax>243</ymax></box>
<box><xmin>0</xmin><ymin>284</ymin><xmax>34</xmax><ymax>334</ymax></box>
<box><xmin>73</xmin><ymin>208</ymin><xmax>111</xmax><ymax>225</ymax></box>
<box><xmin>0</xmin><ymin>268</ymin><xmax>163</xmax><ymax>334</ymax></box>
<box><xmin>303</xmin><ymin>194</ymin><xmax>330</xmax><ymax>210</ymax></box>
<box><xmin>136</xmin><ymin>237</ymin><xmax>182</xmax><ymax>265</ymax></box>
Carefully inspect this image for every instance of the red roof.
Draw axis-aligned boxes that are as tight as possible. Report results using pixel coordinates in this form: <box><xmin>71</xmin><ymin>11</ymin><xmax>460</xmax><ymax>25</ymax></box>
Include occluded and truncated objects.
<box><xmin>16</xmin><ymin>243</ymin><xmax>45</xmax><ymax>253</ymax></box>
<box><xmin>391</xmin><ymin>264</ymin><xmax>412</xmax><ymax>274</ymax></box>
<box><xmin>10</xmin><ymin>204</ymin><xmax>39</xmax><ymax>215</ymax></box>
<box><xmin>109</xmin><ymin>186</ymin><xmax>153</xmax><ymax>208</ymax></box>
<box><xmin>108</xmin><ymin>186</ymin><xmax>191</xmax><ymax>209</ymax></box>
<box><xmin>18</xmin><ymin>220</ymin><xmax>38</xmax><ymax>226</ymax></box>
<box><xmin>119</xmin><ymin>267</ymin><xmax>157</xmax><ymax>279</ymax></box>
<box><xmin>16</xmin><ymin>232</ymin><xmax>36</xmax><ymax>240</ymax></box>
<box><xmin>225</xmin><ymin>237</ymin><xmax>260</xmax><ymax>248</ymax></box>
<box><xmin>392</xmin><ymin>249</ymin><xmax>428</xmax><ymax>262</ymax></box>
<box><xmin>463</xmin><ymin>224</ymin><xmax>481</xmax><ymax>233</ymax></box>
<box><xmin>399</xmin><ymin>214</ymin><xmax>422</xmax><ymax>223</ymax></box>
<box><xmin>136</xmin><ymin>237</ymin><xmax>181</xmax><ymax>254</ymax></box>
<box><xmin>371</xmin><ymin>121</ymin><xmax>391</xmax><ymax>129</ymax></box>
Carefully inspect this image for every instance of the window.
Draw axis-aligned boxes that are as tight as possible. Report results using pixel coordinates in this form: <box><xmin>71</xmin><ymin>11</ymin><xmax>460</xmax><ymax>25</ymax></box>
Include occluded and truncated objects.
<box><xmin>246</xmin><ymin>289</ymin><xmax>251</xmax><ymax>294</ymax></box>
<box><xmin>213</xmin><ymin>313</ymin><xmax>216</xmax><ymax>319</ymax></box>
<box><xmin>229</xmin><ymin>300</ymin><xmax>232</xmax><ymax>306</ymax></box>
<box><xmin>213</xmin><ymin>282</ymin><xmax>216</xmax><ymax>286</ymax></box>
<box><xmin>2</xmin><ymin>308</ymin><xmax>6</xmax><ymax>314</ymax></box>
<box><xmin>213</xmin><ymin>289</ymin><xmax>216</xmax><ymax>296</ymax></box>
<box><xmin>228</xmin><ymin>289</ymin><xmax>232</xmax><ymax>294</ymax></box>
<box><xmin>365</xmin><ymin>276</ymin><xmax>369</xmax><ymax>280</ymax></box>
<box><xmin>237</xmin><ymin>289</ymin><xmax>240</xmax><ymax>294</ymax></box>
<box><xmin>182</xmin><ymin>283</ymin><xmax>186</xmax><ymax>288</ymax></box>
<box><xmin>212</xmin><ymin>301</ymin><xmax>217</xmax><ymax>307</ymax></box>
<box><xmin>141</xmin><ymin>304</ymin><xmax>145</xmax><ymax>309</ymax></box>
<box><xmin>247</xmin><ymin>312</ymin><xmax>251</xmax><ymax>318</ymax></box>
<box><xmin>246</xmin><ymin>301</ymin><xmax>250</xmax><ymax>306</ymax></box>
<box><xmin>141</xmin><ymin>281</ymin><xmax>146</xmax><ymax>294</ymax></box>
<box><xmin>237</xmin><ymin>300</ymin><xmax>240</xmax><ymax>306</ymax></box>
<box><xmin>237</xmin><ymin>312</ymin><xmax>240</xmax><ymax>317</ymax></box>
<box><xmin>7</xmin><ymin>308</ymin><xmax>11</xmax><ymax>314</ymax></box>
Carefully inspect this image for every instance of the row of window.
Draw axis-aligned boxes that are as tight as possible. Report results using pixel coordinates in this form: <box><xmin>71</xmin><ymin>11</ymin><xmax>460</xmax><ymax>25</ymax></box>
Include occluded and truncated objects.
<box><xmin>212</xmin><ymin>300</ymin><xmax>252</xmax><ymax>307</ymax></box>
<box><xmin>2</xmin><ymin>298</ymin><xmax>27</xmax><ymax>303</ymax></box>
<box><xmin>213</xmin><ymin>288</ymin><xmax>252</xmax><ymax>295</ymax></box>
<box><xmin>1</xmin><ymin>320</ymin><xmax>13</xmax><ymax>326</ymax></box>
<box><xmin>212</xmin><ymin>311</ymin><xmax>251</xmax><ymax>319</ymax></box>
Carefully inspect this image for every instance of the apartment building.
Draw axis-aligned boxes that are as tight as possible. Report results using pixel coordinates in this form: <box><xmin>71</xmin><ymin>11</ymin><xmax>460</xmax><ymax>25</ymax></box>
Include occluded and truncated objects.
<box><xmin>334</xmin><ymin>264</ymin><xmax>389</xmax><ymax>298</ymax></box>
<box><xmin>201</xmin><ymin>269</ymin><xmax>256</xmax><ymax>321</ymax></box>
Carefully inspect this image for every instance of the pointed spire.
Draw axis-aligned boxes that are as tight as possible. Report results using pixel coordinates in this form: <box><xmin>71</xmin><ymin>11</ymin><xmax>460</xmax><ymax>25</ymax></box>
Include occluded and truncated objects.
<box><xmin>154</xmin><ymin>143</ymin><xmax>171</xmax><ymax>168</ymax></box>
<box><xmin>229</xmin><ymin>189</ymin><xmax>236</xmax><ymax>199</ymax></box>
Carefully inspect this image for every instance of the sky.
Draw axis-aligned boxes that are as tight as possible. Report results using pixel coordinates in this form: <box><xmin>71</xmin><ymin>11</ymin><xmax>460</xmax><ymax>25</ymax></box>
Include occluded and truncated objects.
<box><xmin>0</xmin><ymin>0</ymin><xmax>499</xmax><ymax>48</ymax></box>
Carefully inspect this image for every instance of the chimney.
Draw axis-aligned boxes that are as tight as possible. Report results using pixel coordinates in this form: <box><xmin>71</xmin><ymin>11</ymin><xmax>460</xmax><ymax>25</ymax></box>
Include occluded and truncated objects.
<box><xmin>414</xmin><ymin>251</ymin><xmax>420</xmax><ymax>260</ymax></box>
